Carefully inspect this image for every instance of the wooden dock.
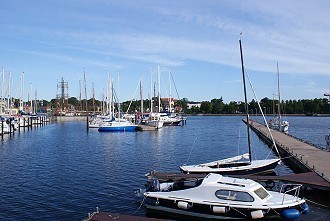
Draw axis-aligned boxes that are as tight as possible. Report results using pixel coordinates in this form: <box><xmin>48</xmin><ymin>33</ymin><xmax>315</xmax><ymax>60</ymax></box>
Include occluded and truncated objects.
<box><xmin>247</xmin><ymin>120</ymin><xmax>330</xmax><ymax>189</ymax></box>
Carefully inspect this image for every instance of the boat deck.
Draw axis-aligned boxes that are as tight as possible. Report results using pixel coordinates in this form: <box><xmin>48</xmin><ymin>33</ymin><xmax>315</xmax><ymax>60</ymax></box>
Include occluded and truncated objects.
<box><xmin>246</xmin><ymin>120</ymin><xmax>330</xmax><ymax>189</ymax></box>
<box><xmin>146</xmin><ymin>171</ymin><xmax>330</xmax><ymax>191</ymax></box>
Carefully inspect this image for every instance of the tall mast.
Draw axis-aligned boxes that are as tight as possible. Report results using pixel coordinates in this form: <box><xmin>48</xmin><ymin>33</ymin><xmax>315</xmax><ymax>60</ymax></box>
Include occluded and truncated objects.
<box><xmin>169</xmin><ymin>69</ymin><xmax>172</xmax><ymax>113</ymax></box>
<box><xmin>83</xmin><ymin>69</ymin><xmax>88</xmax><ymax>112</ymax></box>
<box><xmin>140</xmin><ymin>76</ymin><xmax>143</xmax><ymax>114</ymax></box>
<box><xmin>8</xmin><ymin>71</ymin><xmax>11</xmax><ymax>115</ymax></box>
<box><xmin>277</xmin><ymin>62</ymin><xmax>281</xmax><ymax>130</ymax></box>
<box><xmin>106</xmin><ymin>73</ymin><xmax>109</xmax><ymax>115</ymax></box>
<box><xmin>111</xmin><ymin>76</ymin><xmax>114</xmax><ymax>117</ymax></box>
<box><xmin>30</xmin><ymin>83</ymin><xmax>33</xmax><ymax>114</ymax></box>
<box><xmin>158</xmin><ymin>65</ymin><xmax>161</xmax><ymax>113</ymax></box>
<box><xmin>79</xmin><ymin>79</ymin><xmax>82</xmax><ymax>111</ymax></box>
<box><xmin>239</xmin><ymin>38</ymin><xmax>252</xmax><ymax>163</ymax></box>
<box><xmin>150</xmin><ymin>67</ymin><xmax>153</xmax><ymax>113</ymax></box>
<box><xmin>1</xmin><ymin>68</ymin><xmax>4</xmax><ymax>114</ymax></box>
<box><xmin>34</xmin><ymin>88</ymin><xmax>37</xmax><ymax>114</ymax></box>
<box><xmin>92</xmin><ymin>80</ymin><xmax>95</xmax><ymax>114</ymax></box>
<box><xmin>20</xmin><ymin>72</ymin><xmax>24</xmax><ymax>112</ymax></box>
<box><xmin>117</xmin><ymin>70</ymin><xmax>120</xmax><ymax>118</ymax></box>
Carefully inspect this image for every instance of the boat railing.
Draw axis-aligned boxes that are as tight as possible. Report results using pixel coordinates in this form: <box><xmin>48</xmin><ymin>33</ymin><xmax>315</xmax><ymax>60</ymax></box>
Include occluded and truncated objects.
<box><xmin>279</xmin><ymin>184</ymin><xmax>302</xmax><ymax>204</ymax></box>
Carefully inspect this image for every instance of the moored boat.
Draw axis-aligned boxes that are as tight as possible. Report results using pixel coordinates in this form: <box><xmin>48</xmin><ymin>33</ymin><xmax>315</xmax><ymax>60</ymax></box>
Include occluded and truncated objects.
<box><xmin>141</xmin><ymin>173</ymin><xmax>309</xmax><ymax>220</ymax></box>
<box><xmin>98</xmin><ymin>118</ymin><xmax>137</xmax><ymax>132</ymax></box>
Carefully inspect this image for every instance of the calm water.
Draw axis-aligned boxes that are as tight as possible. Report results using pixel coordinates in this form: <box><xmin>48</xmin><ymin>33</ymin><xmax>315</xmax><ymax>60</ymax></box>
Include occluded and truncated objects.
<box><xmin>0</xmin><ymin>116</ymin><xmax>329</xmax><ymax>220</ymax></box>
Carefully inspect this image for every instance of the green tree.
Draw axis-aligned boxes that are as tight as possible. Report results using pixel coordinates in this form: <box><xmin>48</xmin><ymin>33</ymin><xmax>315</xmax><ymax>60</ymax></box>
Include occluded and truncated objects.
<box><xmin>200</xmin><ymin>101</ymin><xmax>212</xmax><ymax>113</ymax></box>
<box><xmin>211</xmin><ymin>97</ymin><xmax>224</xmax><ymax>114</ymax></box>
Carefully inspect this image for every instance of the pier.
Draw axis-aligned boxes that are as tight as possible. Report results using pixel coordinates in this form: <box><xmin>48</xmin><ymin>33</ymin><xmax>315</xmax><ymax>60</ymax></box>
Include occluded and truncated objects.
<box><xmin>246</xmin><ymin>120</ymin><xmax>330</xmax><ymax>189</ymax></box>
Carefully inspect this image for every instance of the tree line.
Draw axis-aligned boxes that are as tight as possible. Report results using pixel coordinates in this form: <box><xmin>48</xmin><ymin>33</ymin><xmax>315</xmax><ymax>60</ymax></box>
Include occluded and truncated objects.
<box><xmin>9</xmin><ymin>96</ymin><xmax>330</xmax><ymax>116</ymax></box>
<box><xmin>179</xmin><ymin>97</ymin><xmax>330</xmax><ymax>115</ymax></box>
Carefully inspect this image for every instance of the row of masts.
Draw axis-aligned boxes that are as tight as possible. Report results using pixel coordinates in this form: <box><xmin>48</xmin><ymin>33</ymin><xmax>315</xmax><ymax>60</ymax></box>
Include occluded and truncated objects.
<box><xmin>78</xmin><ymin>65</ymin><xmax>177</xmax><ymax>117</ymax></box>
<box><xmin>0</xmin><ymin>67</ymin><xmax>39</xmax><ymax>116</ymax></box>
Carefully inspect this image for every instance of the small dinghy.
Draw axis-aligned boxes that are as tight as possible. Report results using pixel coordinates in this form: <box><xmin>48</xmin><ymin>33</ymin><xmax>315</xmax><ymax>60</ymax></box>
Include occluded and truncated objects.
<box><xmin>139</xmin><ymin>173</ymin><xmax>309</xmax><ymax>220</ymax></box>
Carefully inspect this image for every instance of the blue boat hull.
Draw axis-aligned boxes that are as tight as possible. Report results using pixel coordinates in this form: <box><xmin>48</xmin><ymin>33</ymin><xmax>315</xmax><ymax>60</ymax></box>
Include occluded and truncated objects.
<box><xmin>98</xmin><ymin>125</ymin><xmax>137</xmax><ymax>132</ymax></box>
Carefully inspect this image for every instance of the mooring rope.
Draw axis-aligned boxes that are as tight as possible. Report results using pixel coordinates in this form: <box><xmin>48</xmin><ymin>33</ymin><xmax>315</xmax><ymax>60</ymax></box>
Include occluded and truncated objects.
<box><xmin>135</xmin><ymin>196</ymin><xmax>146</xmax><ymax>213</ymax></box>
<box><xmin>305</xmin><ymin>198</ymin><xmax>329</xmax><ymax>208</ymax></box>
<box><xmin>185</xmin><ymin>137</ymin><xmax>197</xmax><ymax>165</ymax></box>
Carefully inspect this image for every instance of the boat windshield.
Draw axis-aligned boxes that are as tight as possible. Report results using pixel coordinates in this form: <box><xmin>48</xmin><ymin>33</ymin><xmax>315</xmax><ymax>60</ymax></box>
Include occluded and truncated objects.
<box><xmin>254</xmin><ymin>187</ymin><xmax>270</xmax><ymax>200</ymax></box>
<box><xmin>215</xmin><ymin>190</ymin><xmax>254</xmax><ymax>202</ymax></box>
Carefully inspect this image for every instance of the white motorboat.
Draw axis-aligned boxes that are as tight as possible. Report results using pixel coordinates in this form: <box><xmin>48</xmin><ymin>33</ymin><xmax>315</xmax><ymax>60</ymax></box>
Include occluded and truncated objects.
<box><xmin>141</xmin><ymin>173</ymin><xmax>309</xmax><ymax>220</ymax></box>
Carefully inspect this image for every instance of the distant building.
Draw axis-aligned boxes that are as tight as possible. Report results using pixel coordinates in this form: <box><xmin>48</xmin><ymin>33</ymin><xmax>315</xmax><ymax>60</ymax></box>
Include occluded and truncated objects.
<box><xmin>187</xmin><ymin>101</ymin><xmax>201</xmax><ymax>109</ymax></box>
<box><xmin>161</xmin><ymin>98</ymin><xmax>178</xmax><ymax>112</ymax></box>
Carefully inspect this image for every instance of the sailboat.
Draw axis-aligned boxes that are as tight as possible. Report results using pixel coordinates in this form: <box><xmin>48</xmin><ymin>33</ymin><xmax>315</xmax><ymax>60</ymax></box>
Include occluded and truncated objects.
<box><xmin>269</xmin><ymin>63</ymin><xmax>289</xmax><ymax>133</ymax></box>
<box><xmin>143</xmin><ymin>66</ymin><xmax>164</xmax><ymax>129</ymax></box>
<box><xmin>98</xmin><ymin>72</ymin><xmax>137</xmax><ymax>132</ymax></box>
<box><xmin>180</xmin><ymin>38</ymin><xmax>281</xmax><ymax>175</ymax></box>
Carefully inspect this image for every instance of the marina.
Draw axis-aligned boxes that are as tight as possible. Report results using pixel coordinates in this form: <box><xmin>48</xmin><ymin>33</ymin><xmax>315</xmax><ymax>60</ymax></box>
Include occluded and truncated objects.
<box><xmin>1</xmin><ymin>1</ymin><xmax>330</xmax><ymax>220</ymax></box>
<box><xmin>0</xmin><ymin>116</ymin><xmax>329</xmax><ymax>220</ymax></box>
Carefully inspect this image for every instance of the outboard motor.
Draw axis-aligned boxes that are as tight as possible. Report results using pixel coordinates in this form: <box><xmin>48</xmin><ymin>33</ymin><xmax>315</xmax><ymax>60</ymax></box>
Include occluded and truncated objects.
<box><xmin>145</xmin><ymin>179</ymin><xmax>160</xmax><ymax>192</ymax></box>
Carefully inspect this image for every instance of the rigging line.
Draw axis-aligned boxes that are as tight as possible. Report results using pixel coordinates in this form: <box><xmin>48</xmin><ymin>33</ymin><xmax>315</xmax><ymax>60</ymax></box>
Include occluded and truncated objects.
<box><xmin>185</xmin><ymin>138</ymin><xmax>198</xmax><ymax>165</ymax></box>
<box><xmin>126</xmin><ymin>79</ymin><xmax>141</xmax><ymax>114</ymax></box>
<box><xmin>237</xmin><ymin>127</ymin><xmax>241</xmax><ymax>156</ymax></box>
<box><xmin>230</xmin><ymin>206</ymin><xmax>247</xmax><ymax>217</ymax></box>
<box><xmin>305</xmin><ymin>198</ymin><xmax>329</xmax><ymax>208</ymax></box>
<box><xmin>266</xmin><ymin>205</ymin><xmax>281</xmax><ymax>216</ymax></box>
<box><xmin>135</xmin><ymin>196</ymin><xmax>146</xmax><ymax>213</ymax></box>
<box><xmin>170</xmin><ymin>72</ymin><xmax>181</xmax><ymax>100</ymax></box>
<box><xmin>245</xmin><ymin>68</ymin><xmax>281</xmax><ymax>160</ymax></box>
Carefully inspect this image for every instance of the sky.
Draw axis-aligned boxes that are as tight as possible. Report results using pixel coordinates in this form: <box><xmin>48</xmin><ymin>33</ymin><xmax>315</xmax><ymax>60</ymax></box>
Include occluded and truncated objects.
<box><xmin>1</xmin><ymin>0</ymin><xmax>329</xmax><ymax>104</ymax></box>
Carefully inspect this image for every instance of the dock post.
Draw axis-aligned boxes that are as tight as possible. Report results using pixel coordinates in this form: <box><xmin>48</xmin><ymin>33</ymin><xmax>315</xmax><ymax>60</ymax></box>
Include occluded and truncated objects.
<box><xmin>1</xmin><ymin>120</ymin><xmax>3</xmax><ymax>138</ymax></box>
<box><xmin>9</xmin><ymin>118</ymin><xmax>12</xmax><ymax>136</ymax></box>
<box><xmin>87</xmin><ymin>115</ymin><xmax>89</xmax><ymax>131</ymax></box>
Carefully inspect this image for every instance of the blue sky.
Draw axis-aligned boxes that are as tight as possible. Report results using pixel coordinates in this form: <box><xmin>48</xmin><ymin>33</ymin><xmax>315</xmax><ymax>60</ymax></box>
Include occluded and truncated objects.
<box><xmin>1</xmin><ymin>0</ymin><xmax>329</xmax><ymax>103</ymax></box>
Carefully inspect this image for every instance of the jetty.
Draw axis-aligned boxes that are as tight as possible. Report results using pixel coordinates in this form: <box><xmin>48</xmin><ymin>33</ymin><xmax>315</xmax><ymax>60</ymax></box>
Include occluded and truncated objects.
<box><xmin>246</xmin><ymin>120</ymin><xmax>330</xmax><ymax>190</ymax></box>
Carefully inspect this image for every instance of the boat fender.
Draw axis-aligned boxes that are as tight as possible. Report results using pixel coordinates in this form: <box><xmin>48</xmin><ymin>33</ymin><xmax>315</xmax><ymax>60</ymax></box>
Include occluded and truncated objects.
<box><xmin>280</xmin><ymin>209</ymin><xmax>300</xmax><ymax>220</ymax></box>
<box><xmin>300</xmin><ymin>203</ymin><xmax>310</xmax><ymax>214</ymax></box>
<box><xmin>212</xmin><ymin>206</ymin><xmax>227</xmax><ymax>214</ymax></box>
<box><xmin>250</xmin><ymin>210</ymin><xmax>264</xmax><ymax>219</ymax></box>
<box><xmin>177</xmin><ymin>201</ymin><xmax>192</xmax><ymax>210</ymax></box>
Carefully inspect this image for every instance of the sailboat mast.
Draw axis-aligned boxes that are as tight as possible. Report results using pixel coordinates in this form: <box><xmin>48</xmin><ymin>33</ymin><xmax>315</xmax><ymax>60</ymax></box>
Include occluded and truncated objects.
<box><xmin>92</xmin><ymin>80</ymin><xmax>95</xmax><ymax>114</ymax></box>
<box><xmin>117</xmin><ymin>70</ymin><xmax>120</xmax><ymax>118</ymax></box>
<box><xmin>277</xmin><ymin>62</ymin><xmax>281</xmax><ymax>130</ymax></box>
<box><xmin>150</xmin><ymin>67</ymin><xmax>153</xmax><ymax>113</ymax></box>
<box><xmin>83</xmin><ymin>70</ymin><xmax>88</xmax><ymax>112</ymax></box>
<box><xmin>20</xmin><ymin>72</ymin><xmax>24</xmax><ymax>112</ymax></box>
<box><xmin>140</xmin><ymin>76</ymin><xmax>143</xmax><ymax>114</ymax></box>
<box><xmin>158</xmin><ymin>65</ymin><xmax>161</xmax><ymax>113</ymax></box>
<box><xmin>239</xmin><ymin>38</ymin><xmax>252</xmax><ymax>163</ymax></box>
<box><xmin>169</xmin><ymin>69</ymin><xmax>172</xmax><ymax>112</ymax></box>
<box><xmin>1</xmin><ymin>68</ymin><xmax>4</xmax><ymax>114</ymax></box>
<box><xmin>30</xmin><ymin>83</ymin><xmax>33</xmax><ymax>114</ymax></box>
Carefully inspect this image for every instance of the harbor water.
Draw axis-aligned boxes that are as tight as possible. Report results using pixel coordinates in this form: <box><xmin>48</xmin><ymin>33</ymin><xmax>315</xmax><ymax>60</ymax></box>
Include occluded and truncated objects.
<box><xmin>0</xmin><ymin>116</ymin><xmax>329</xmax><ymax>220</ymax></box>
